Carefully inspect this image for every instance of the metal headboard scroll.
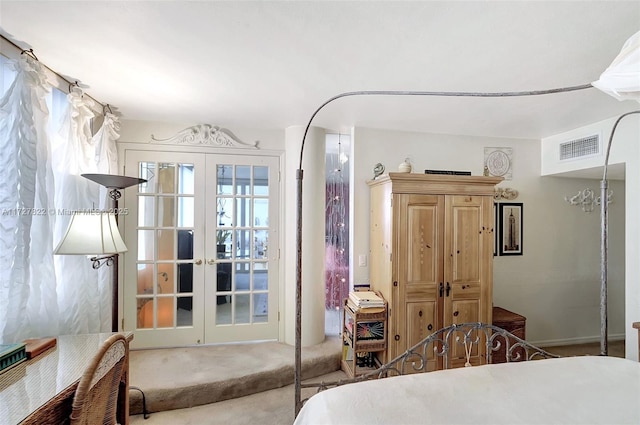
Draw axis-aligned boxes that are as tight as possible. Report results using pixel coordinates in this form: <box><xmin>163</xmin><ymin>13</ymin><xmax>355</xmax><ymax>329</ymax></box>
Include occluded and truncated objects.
<box><xmin>300</xmin><ymin>323</ymin><xmax>558</xmax><ymax>399</ymax></box>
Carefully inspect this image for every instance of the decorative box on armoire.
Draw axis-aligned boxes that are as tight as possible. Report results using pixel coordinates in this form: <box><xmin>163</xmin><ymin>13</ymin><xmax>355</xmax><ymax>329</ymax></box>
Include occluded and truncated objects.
<box><xmin>491</xmin><ymin>306</ymin><xmax>526</xmax><ymax>363</ymax></box>
<box><xmin>367</xmin><ymin>173</ymin><xmax>502</xmax><ymax>371</ymax></box>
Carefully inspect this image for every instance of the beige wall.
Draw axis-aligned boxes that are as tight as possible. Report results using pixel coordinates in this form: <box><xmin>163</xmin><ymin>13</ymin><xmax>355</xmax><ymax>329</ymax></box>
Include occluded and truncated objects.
<box><xmin>542</xmin><ymin>114</ymin><xmax>640</xmax><ymax>360</ymax></box>
<box><xmin>118</xmin><ymin>120</ymin><xmax>286</xmax><ymax>152</ymax></box>
<box><xmin>118</xmin><ymin>118</ymin><xmax>630</xmax><ymax>355</ymax></box>
<box><xmin>351</xmin><ymin>127</ymin><xmax>625</xmax><ymax>347</ymax></box>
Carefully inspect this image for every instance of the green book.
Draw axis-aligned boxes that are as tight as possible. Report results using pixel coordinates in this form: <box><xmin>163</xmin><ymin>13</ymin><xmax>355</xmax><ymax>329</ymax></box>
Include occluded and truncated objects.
<box><xmin>0</xmin><ymin>343</ymin><xmax>27</xmax><ymax>373</ymax></box>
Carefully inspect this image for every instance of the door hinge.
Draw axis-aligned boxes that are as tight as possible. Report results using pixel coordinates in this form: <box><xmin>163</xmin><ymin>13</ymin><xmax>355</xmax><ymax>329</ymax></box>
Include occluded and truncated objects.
<box><xmin>278</xmin><ymin>311</ymin><xmax>280</xmax><ymax>321</ymax></box>
<box><xmin>278</xmin><ymin>171</ymin><xmax>281</xmax><ymax>182</ymax></box>
<box><xmin>121</xmin><ymin>318</ymin><xmax>124</xmax><ymax>330</ymax></box>
<box><xmin>278</xmin><ymin>248</ymin><xmax>281</xmax><ymax>260</ymax></box>
<box><xmin>390</xmin><ymin>194</ymin><xmax>393</xmax><ymax>207</ymax></box>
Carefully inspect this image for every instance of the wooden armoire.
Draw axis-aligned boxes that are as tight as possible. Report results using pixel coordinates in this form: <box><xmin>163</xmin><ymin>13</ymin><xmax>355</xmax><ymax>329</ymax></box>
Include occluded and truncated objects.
<box><xmin>367</xmin><ymin>173</ymin><xmax>503</xmax><ymax>370</ymax></box>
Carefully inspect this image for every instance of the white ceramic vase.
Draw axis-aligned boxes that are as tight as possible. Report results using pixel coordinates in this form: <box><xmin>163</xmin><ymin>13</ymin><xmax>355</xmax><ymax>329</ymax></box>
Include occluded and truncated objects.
<box><xmin>398</xmin><ymin>159</ymin><xmax>412</xmax><ymax>173</ymax></box>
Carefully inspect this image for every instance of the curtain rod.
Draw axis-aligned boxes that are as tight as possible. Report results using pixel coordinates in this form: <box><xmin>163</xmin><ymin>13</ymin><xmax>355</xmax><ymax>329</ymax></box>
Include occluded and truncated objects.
<box><xmin>0</xmin><ymin>33</ymin><xmax>106</xmax><ymax>113</ymax></box>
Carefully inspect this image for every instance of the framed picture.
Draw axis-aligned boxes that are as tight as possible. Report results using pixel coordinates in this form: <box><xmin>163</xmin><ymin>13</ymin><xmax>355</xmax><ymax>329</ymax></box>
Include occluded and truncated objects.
<box><xmin>499</xmin><ymin>203</ymin><xmax>523</xmax><ymax>256</ymax></box>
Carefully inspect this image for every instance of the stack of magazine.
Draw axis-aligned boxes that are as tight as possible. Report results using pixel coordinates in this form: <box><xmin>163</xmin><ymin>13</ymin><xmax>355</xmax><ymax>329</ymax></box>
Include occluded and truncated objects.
<box><xmin>347</xmin><ymin>291</ymin><xmax>385</xmax><ymax>312</ymax></box>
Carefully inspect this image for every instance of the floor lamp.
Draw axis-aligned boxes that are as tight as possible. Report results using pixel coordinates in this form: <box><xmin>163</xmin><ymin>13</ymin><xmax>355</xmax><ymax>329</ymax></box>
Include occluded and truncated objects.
<box><xmin>293</xmin><ymin>30</ymin><xmax>640</xmax><ymax>416</ymax></box>
<box><xmin>55</xmin><ymin>174</ymin><xmax>146</xmax><ymax>332</ymax></box>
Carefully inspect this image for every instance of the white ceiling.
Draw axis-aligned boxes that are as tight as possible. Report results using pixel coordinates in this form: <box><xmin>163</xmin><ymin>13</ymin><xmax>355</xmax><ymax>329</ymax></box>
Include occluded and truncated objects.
<box><xmin>0</xmin><ymin>1</ymin><xmax>639</xmax><ymax>141</ymax></box>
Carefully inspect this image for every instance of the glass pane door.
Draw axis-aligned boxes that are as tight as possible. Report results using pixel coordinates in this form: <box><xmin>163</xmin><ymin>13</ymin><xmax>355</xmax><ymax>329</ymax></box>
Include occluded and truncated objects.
<box><xmin>136</xmin><ymin>161</ymin><xmax>196</xmax><ymax>327</ymax></box>
<box><xmin>204</xmin><ymin>156</ymin><xmax>279</xmax><ymax>342</ymax></box>
<box><xmin>123</xmin><ymin>151</ymin><xmax>206</xmax><ymax>348</ymax></box>
<box><xmin>123</xmin><ymin>149</ymin><xmax>279</xmax><ymax>347</ymax></box>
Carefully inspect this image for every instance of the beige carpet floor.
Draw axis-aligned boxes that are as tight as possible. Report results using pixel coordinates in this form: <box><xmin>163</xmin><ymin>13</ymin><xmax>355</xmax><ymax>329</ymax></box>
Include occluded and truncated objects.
<box><xmin>540</xmin><ymin>340</ymin><xmax>625</xmax><ymax>358</ymax></box>
<box><xmin>129</xmin><ymin>370</ymin><xmax>347</xmax><ymax>425</ymax></box>
<box><xmin>128</xmin><ymin>335</ymin><xmax>342</xmax><ymax>415</ymax></box>
<box><xmin>129</xmin><ymin>339</ymin><xmax>625</xmax><ymax>425</ymax></box>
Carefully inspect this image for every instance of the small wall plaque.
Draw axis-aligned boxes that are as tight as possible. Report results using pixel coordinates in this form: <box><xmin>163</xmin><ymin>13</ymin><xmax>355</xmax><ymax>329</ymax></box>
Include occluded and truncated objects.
<box><xmin>484</xmin><ymin>147</ymin><xmax>513</xmax><ymax>180</ymax></box>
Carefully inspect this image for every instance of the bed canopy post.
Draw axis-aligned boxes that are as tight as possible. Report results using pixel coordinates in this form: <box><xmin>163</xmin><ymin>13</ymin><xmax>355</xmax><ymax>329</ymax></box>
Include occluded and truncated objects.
<box><xmin>293</xmin><ymin>85</ymin><xmax>602</xmax><ymax>417</ymax></box>
<box><xmin>600</xmin><ymin>110</ymin><xmax>640</xmax><ymax>356</ymax></box>
<box><xmin>592</xmin><ymin>30</ymin><xmax>640</xmax><ymax>356</ymax></box>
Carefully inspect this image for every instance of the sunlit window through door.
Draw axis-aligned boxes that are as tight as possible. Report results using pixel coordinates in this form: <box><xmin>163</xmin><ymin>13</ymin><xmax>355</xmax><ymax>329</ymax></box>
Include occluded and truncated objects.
<box><xmin>214</xmin><ymin>164</ymin><xmax>270</xmax><ymax>326</ymax></box>
<box><xmin>133</xmin><ymin>162</ymin><xmax>271</xmax><ymax>328</ymax></box>
<box><xmin>136</xmin><ymin>162</ymin><xmax>195</xmax><ymax>329</ymax></box>
<box><xmin>124</xmin><ymin>149</ymin><xmax>279</xmax><ymax>347</ymax></box>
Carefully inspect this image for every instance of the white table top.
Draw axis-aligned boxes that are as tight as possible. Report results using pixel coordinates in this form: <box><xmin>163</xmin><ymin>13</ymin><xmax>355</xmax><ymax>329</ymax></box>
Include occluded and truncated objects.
<box><xmin>0</xmin><ymin>332</ymin><xmax>132</xmax><ymax>425</ymax></box>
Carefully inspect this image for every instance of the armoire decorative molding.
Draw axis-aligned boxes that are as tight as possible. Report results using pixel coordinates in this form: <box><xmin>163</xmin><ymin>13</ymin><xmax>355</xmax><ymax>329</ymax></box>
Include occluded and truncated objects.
<box><xmin>151</xmin><ymin>124</ymin><xmax>260</xmax><ymax>149</ymax></box>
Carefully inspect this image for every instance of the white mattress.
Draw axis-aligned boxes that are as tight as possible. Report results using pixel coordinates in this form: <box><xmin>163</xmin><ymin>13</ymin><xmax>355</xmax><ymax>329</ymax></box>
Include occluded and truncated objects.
<box><xmin>294</xmin><ymin>356</ymin><xmax>640</xmax><ymax>425</ymax></box>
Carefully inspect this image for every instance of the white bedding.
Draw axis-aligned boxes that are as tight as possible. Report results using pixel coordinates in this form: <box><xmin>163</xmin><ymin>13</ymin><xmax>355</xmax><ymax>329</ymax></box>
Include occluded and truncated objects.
<box><xmin>294</xmin><ymin>356</ymin><xmax>640</xmax><ymax>425</ymax></box>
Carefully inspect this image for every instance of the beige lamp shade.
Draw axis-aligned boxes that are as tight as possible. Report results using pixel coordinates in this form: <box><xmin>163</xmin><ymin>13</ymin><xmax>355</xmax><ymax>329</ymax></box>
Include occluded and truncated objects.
<box><xmin>54</xmin><ymin>211</ymin><xmax>128</xmax><ymax>255</ymax></box>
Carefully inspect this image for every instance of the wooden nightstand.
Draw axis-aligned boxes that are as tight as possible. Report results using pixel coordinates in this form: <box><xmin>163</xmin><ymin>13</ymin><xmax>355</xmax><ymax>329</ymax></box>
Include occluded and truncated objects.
<box><xmin>492</xmin><ymin>306</ymin><xmax>526</xmax><ymax>363</ymax></box>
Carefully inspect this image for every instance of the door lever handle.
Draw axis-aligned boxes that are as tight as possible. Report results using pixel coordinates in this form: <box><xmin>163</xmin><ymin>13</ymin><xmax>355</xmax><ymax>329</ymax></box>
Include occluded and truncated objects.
<box><xmin>446</xmin><ymin>282</ymin><xmax>451</xmax><ymax>297</ymax></box>
<box><xmin>439</xmin><ymin>282</ymin><xmax>444</xmax><ymax>297</ymax></box>
<box><xmin>194</xmin><ymin>259</ymin><xmax>203</xmax><ymax>266</ymax></box>
<box><xmin>207</xmin><ymin>259</ymin><xmax>216</xmax><ymax>265</ymax></box>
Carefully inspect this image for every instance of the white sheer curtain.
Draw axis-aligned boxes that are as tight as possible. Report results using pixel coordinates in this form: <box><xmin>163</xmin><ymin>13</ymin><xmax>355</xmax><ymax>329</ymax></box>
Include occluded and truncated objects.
<box><xmin>0</xmin><ymin>54</ymin><xmax>120</xmax><ymax>343</ymax></box>
<box><xmin>52</xmin><ymin>89</ymin><xmax>103</xmax><ymax>334</ymax></box>
<box><xmin>94</xmin><ymin>111</ymin><xmax>120</xmax><ymax>176</ymax></box>
<box><xmin>0</xmin><ymin>55</ymin><xmax>58</xmax><ymax>342</ymax></box>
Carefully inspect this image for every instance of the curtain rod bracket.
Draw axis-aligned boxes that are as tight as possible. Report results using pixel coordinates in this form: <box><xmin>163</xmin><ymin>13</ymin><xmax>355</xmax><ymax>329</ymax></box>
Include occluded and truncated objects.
<box><xmin>20</xmin><ymin>48</ymin><xmax>38</xmax><ymax>61</ymax></box>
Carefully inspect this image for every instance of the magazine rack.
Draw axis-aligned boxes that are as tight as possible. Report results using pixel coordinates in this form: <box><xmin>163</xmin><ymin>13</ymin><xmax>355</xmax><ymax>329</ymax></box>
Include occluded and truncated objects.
<box><xmin>341</xmin><ymin>294</ymin><xmax>387</xmax><ymax>377</ymax></box>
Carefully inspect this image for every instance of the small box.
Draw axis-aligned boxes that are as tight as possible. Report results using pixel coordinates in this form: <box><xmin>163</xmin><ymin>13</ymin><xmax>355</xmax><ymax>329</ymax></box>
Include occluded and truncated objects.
<box><xmin>24</xmin><ymin>337</ymin><xmax>57</xmax><ymax>359</ymax></box>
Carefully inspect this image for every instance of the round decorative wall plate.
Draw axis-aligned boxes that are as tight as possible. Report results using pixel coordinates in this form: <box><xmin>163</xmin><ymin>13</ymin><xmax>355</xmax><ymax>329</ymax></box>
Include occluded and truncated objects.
<box><xmin>485</xmin><ymin>148</ymin><xmax>512</xmax><ymax>178</ymax></box>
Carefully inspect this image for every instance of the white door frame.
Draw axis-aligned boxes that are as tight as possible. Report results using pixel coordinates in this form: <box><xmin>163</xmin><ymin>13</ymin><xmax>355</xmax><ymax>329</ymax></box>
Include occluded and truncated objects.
<box><xmin>118</xmin><ymin>140</ymin><xmax>284</xmax><ymax>349</ymax></box>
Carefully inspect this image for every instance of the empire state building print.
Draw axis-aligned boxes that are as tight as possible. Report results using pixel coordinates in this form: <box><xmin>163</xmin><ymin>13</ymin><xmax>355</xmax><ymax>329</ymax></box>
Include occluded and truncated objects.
<box><xmin>499</xmin><ymin>203</ymin><xmax>523</xmax><ymax>256</ymax></box>
<box><xmin>506</xmin><ymin>208</ymin><xmax>519</xmax><ymax>251</ymax></box>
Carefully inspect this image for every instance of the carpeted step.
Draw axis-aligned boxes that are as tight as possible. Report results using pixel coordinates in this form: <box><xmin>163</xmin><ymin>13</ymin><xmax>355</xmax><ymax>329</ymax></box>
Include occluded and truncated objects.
<box><xmin>128</xmin><ymin>336</ymin><xmax>341</xmax><ymax>414</ymax></box>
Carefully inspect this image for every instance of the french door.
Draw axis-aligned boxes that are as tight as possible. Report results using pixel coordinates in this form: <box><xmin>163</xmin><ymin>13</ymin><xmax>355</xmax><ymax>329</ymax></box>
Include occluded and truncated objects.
<box><xmin>122</xmin><ymin>149</ymin><xmax>280</xmax><ymax>348</ymax></box>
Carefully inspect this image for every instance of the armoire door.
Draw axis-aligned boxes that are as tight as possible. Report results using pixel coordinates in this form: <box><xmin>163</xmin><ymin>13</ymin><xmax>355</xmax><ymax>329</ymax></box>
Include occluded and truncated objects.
<box><xmin>443</xmin><ymin>194</ymin><xmax>493</xmax><ymax>366</ymax></box>
<box><xmin>122</xmin><ymin>149</ymin><xmax>280</xmax><ymax>349</ymax></box>
<box><xmin>396</xmin><ymin>193</ymin><xmax>444</xmax><ymax>371</ymax></box>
